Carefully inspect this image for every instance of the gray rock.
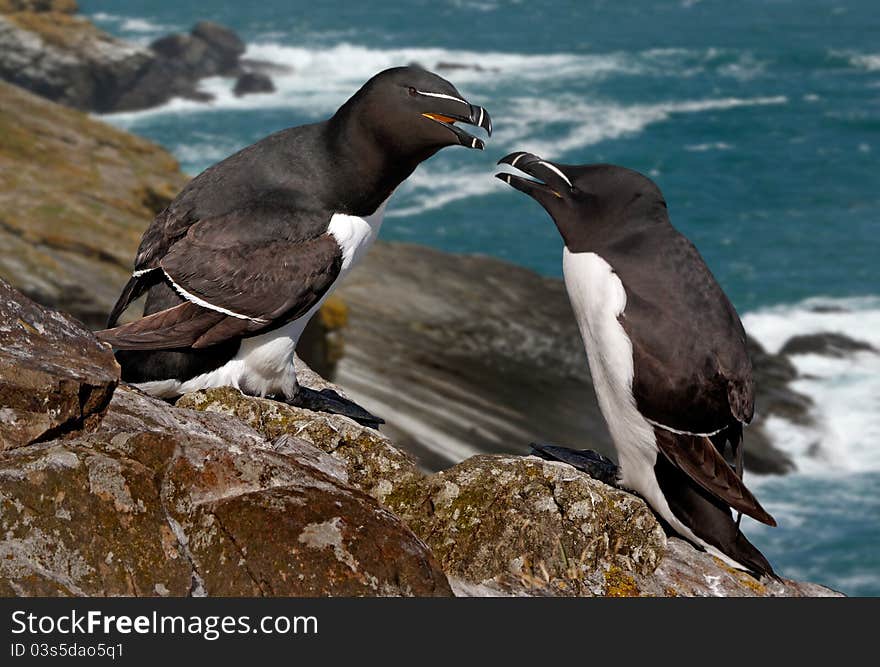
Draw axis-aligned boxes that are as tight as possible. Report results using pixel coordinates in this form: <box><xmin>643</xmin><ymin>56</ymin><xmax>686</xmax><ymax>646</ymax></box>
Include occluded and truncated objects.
<box><xmin>233</xmin><ymin>71</ymin><xmax>275</xmax><ymax>97</ymax></box>
<box><xmin>780</xmin><ymin>332</ymin><xmax>876</xmax><ymax>358</ymax></box>
<box><xmin>191</xmin><ymin>20</ymin><xmax>245</xmax><ymax>74</ymax></box>
<box><xmin>0</xmin><ymin>12</ymin><xmax>252</xmax><ymax>113</ymax></box>
<box><xmin>634</xmin><ymin>538</ymin><xmax>843</xmax><ymax>597</ymax></box>
<box><xmin>0</xmin><ymin>278</ymin><xmax>118</xmax><ymax>450</ymax></box>
<box><xmin>0</xmin><ymin>13</ymin><xmax>153</xmax><ymax>112</ymax></box>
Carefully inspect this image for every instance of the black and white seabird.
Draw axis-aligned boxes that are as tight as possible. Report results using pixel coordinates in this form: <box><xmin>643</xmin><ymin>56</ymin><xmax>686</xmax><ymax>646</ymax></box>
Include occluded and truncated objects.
<box><xmin>96</xmin><ymin>66</ymin><xmax>492</xmax><ymax>425</ymax></box>
<box><xmin>497</xmin><ymin>152</ymin><xmax>777</xmax><ymax>577</ymax></box>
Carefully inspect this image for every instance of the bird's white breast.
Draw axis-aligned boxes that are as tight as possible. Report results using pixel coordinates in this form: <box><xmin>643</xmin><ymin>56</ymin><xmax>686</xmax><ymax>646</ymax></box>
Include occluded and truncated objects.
<box><xmin>562</xmin><ymin>249</ymin><xmax>657</xmax><ymax>480</ymax></box>
<box><xmin>562</xmin><ymin>250</ymin><xmax>688</xmax><ymax>528</ymax></box>
<box><xmin>327</xmin><ymin>197</ymin><xmax>390</xmax><ymax>273</ymax></box>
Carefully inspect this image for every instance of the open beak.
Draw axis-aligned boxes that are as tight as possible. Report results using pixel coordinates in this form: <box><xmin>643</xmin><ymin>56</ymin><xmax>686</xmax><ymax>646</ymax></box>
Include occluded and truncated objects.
<box><xmin>422</xmin><ymin>102</ymin><xmax>493</xmax><ymax>149</ymax></box>
<box><xmin>495</xmin><ymin>151</ymin><xmax>573</xmax><ymax>202</ymax></box>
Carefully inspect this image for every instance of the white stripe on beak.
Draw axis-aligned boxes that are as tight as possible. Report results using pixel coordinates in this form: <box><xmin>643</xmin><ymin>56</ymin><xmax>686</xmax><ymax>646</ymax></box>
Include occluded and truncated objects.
<box><xmin>539</xmin><ymin>161</ymin><xmax>573</xmax><ymax>188</ymax></box>
<box><xmin>415</xmin><ymin>90</ymin><xmax>470</xmax><ymax>107</ymax></box>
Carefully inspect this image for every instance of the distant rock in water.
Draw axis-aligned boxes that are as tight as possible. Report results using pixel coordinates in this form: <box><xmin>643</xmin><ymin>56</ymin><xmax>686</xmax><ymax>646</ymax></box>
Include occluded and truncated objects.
<box><xmin>149</xmin><ymin>21</ymin><xmax>244</xmax><ymax>80</ymax></box>
<box><xmin>234</xmin><ymin>71</ymin><xmax>276</xmax><ymax>97</ymax></box>
<box><xmin>779</xmin><ymin>332</ymin><xmax>876</xmax><ymax>358</ymax></box>
<box><xmin>436</xmin><ymin>61</ymin><xmax>499</xmax><ymax>73</ymax></box>
<box><xmin>0</xmin><ymin>0</ymin><xmax>77</xmax><ymax>13</ymax></box>
<box><xmin>0</xmin><ymin>10</ymin><xmax>153</xmax><ymax>111</ymax></box>
<box><xmin>191</xmin><ymin>20</ymin><xmax>245</xmax><ymax>73</ymax></box>
<box><xmin>0</xmin><ymin>5</ymin><xmax>261</xmax><ymax>112</ymax></box>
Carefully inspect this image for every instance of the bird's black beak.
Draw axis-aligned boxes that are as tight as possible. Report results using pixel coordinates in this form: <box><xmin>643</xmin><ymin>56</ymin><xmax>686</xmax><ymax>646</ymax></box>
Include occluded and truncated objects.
<box><xmin>422</xmin><ymin>102</ymin><xmax>493</xmax><ymax>149</ymax></box>
<box><xmin>495</xmin><ymin>151</ymin><xmax>574</xmax><ymax>204</ymax></box>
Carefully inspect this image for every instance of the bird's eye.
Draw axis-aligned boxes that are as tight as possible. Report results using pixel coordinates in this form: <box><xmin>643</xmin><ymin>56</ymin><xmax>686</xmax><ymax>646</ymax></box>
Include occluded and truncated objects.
<box><xmin>407</xmin><ymin>86</ymin><xmax>417</xmax><ymax>96</ymax></box>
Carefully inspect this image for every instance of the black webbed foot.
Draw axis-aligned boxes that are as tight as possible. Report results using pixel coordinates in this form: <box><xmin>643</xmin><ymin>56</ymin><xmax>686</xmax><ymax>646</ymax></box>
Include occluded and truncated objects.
<box><xmin>282</xmin><ymin>387</ymin><xmax>384</xmax><ymax>429</ymax></box>
<box><xmin>529</xmin><ymin>443</ymin><xmax>620</xmax><ymax>487</ymax></box>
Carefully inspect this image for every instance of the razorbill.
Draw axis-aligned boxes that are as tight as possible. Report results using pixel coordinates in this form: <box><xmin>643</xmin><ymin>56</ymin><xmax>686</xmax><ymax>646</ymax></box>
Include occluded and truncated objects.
<box><xmin>497</xmin><ymin>151</ymin><xmax>777</xmax><ymax>577</ymax></box>
<box><xmin>96</xmin><ymin>66</ymin><xmax>492</xmax><ymax>426</ymax></box>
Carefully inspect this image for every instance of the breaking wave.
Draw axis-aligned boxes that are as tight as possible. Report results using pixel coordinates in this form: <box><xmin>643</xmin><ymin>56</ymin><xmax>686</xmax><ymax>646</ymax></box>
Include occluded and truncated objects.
<box><xmin>742</xmin><ymin>296</ymin><xmax>880</xmax><ymax>475</ymax></box>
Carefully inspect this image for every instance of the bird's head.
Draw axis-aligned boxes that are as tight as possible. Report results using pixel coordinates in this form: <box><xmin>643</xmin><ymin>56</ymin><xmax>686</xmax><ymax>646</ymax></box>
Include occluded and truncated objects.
<box><xmin>336</xmin><ymin>66</ymin><xmax>493</xmax><ymax>160</ymax></box>
<box><xmin>496</xmin><ymin>152</ymin><xmax>668</xmax><ymax>251</ymax></box>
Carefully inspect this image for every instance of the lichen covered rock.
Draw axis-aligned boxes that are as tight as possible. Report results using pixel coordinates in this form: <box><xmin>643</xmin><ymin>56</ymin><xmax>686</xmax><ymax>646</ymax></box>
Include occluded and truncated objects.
<box><xmin>176</xmin><ymin>382</ymin><xmax>422</xmax><ymax>504</ymax></box>
<box><xmin>633</xmin><ymin>538</ymin><xmax>842</xmax><ymax>598</ymax></box>
<box><xmin>385</xmin><ymin>454</ymin><xmax>667</xmax><ymax>595</ymax></box>
<box><xmin>0</xmin><ymin>278</ymin><xmax>118</xmax><ymax>450</ymax></box>
<box><xmin>0</xmin><ymin>387</ymin><xmax>452</xmax><ymax>597</ymax></box>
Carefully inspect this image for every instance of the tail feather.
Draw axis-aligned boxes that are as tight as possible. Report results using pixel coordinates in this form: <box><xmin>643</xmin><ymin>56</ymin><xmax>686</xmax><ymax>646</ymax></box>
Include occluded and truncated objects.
<box><xmin>96</xmin><ymin>301</ymin><xmax>224</xmax><ymax>350</ymax></box>
<box><xmin>654</xmin><ymin>450</ymin><xmax>776</xmax><ymax>579</ymax></box>
<box><xmin>106</xmin><ymin>271</ymin><xmax>161</xmax><ymax>328</ymax></box>
<box><xmin>655</xmin><ymin>427</ymin><xmax>776</xmax><ymax>526</ymax></box>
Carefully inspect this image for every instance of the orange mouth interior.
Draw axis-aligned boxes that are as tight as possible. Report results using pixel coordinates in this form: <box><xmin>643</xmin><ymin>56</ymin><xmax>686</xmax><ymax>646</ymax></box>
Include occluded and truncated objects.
<box><xmin>423</xmin><ymin>113</ymin><xmax>457</xmax><ymax>124</ymax></box>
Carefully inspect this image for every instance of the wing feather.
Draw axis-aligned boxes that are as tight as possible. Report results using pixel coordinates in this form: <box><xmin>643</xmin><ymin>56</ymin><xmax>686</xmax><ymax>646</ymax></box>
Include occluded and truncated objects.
<box><xmin>654</xmin><ymin>428</ymin><xmax>776</xmax><ymax>526</ymax></box>
<box><xmin>97</xmin><ymin>208</ymin><xmax>342</xmax><ymax>351</ymax></box>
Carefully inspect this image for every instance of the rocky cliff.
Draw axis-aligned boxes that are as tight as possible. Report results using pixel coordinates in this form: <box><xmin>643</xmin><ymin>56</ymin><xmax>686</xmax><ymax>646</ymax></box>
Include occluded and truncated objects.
<box><xmin>0</xmin><ymin>279</ymin><xmax>839</xmax><ymax>596</ymax></box>
<box><xmin>0</xmin><ymin>81</ymin><xmax>186</xmax><ymax>328</ymax></box>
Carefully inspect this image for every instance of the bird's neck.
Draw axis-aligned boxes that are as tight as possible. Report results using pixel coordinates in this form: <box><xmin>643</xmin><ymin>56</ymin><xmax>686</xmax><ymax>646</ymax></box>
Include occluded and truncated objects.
<box><xmin>324</xmin><ymin>114</ymin><xmax>432</xmax><ymax>216</ymax></box>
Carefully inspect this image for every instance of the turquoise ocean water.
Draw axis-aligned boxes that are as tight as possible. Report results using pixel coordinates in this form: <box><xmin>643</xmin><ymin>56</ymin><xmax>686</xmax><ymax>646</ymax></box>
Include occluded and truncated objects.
<box><xmin>80</xmin><ymin>0</ymin><xmax>879</xmax><ymax>595</ymax></box>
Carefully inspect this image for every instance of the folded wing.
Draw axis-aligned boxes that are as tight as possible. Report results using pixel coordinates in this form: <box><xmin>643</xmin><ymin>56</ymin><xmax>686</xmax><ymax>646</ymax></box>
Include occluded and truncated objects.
<box><xmin>98</xmin><ymin>208</ymin><xmax>342</xmax><ymax>350</ymax></box>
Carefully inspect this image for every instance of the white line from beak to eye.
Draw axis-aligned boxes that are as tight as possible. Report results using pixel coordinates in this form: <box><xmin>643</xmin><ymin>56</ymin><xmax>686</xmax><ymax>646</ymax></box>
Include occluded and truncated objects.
<box><xmin>539</xmin><ymin>161</ymin><xmax>573</xmax><ymax>188</ymax></box>
<box><xmin>132</xmin><ymin>267</ymin><xmax>159</xmax><ymax>277</ymax></box>
<box><xmin>415</xmin><ymin>90</ymin><xmax>470</xmax><ymax>107</ymax></box>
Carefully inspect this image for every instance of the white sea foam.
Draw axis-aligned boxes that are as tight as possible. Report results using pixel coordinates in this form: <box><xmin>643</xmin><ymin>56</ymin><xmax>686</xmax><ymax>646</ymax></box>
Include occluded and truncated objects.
<box><xmin>102</xmin><ymin>41</ymin><xmax>754</xmax><ymax>124</ymax></box>
<box><xmin>743</xmin><ymin>297</ymin><xmax>880</xmax><ymax>474</ymax></box>
<box><xmin>849</xmin><ymin>53</ymin><xmax>880</xmax><ymax>71</ymax></box>
<box><xmin>685</xmin><ymin>142</ymin><xmax>734</xmax><ymax>151</ymax></box>
<box><xmin>389</xmin><ymin>94</ymin><xmax>785</xmax><ymax>217</ymax></box>
<box><xmin>121</xmin><ymin>18</ymin><xmax>173</xmax><ymax>34</ymax></box>
<box><xmin>100</xmin><ymin>40</ymin><xmax>786</xmax><ymax>216</ymax></box>
<box><xmin>495</xmin><ymin>95</ymin><xmax>786</xmax><ymax>160</ymax></box>
<box><xmin>90</xmin><ymin>12</ymin><xmax>174</xmax><ymax>36</ymax></box>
